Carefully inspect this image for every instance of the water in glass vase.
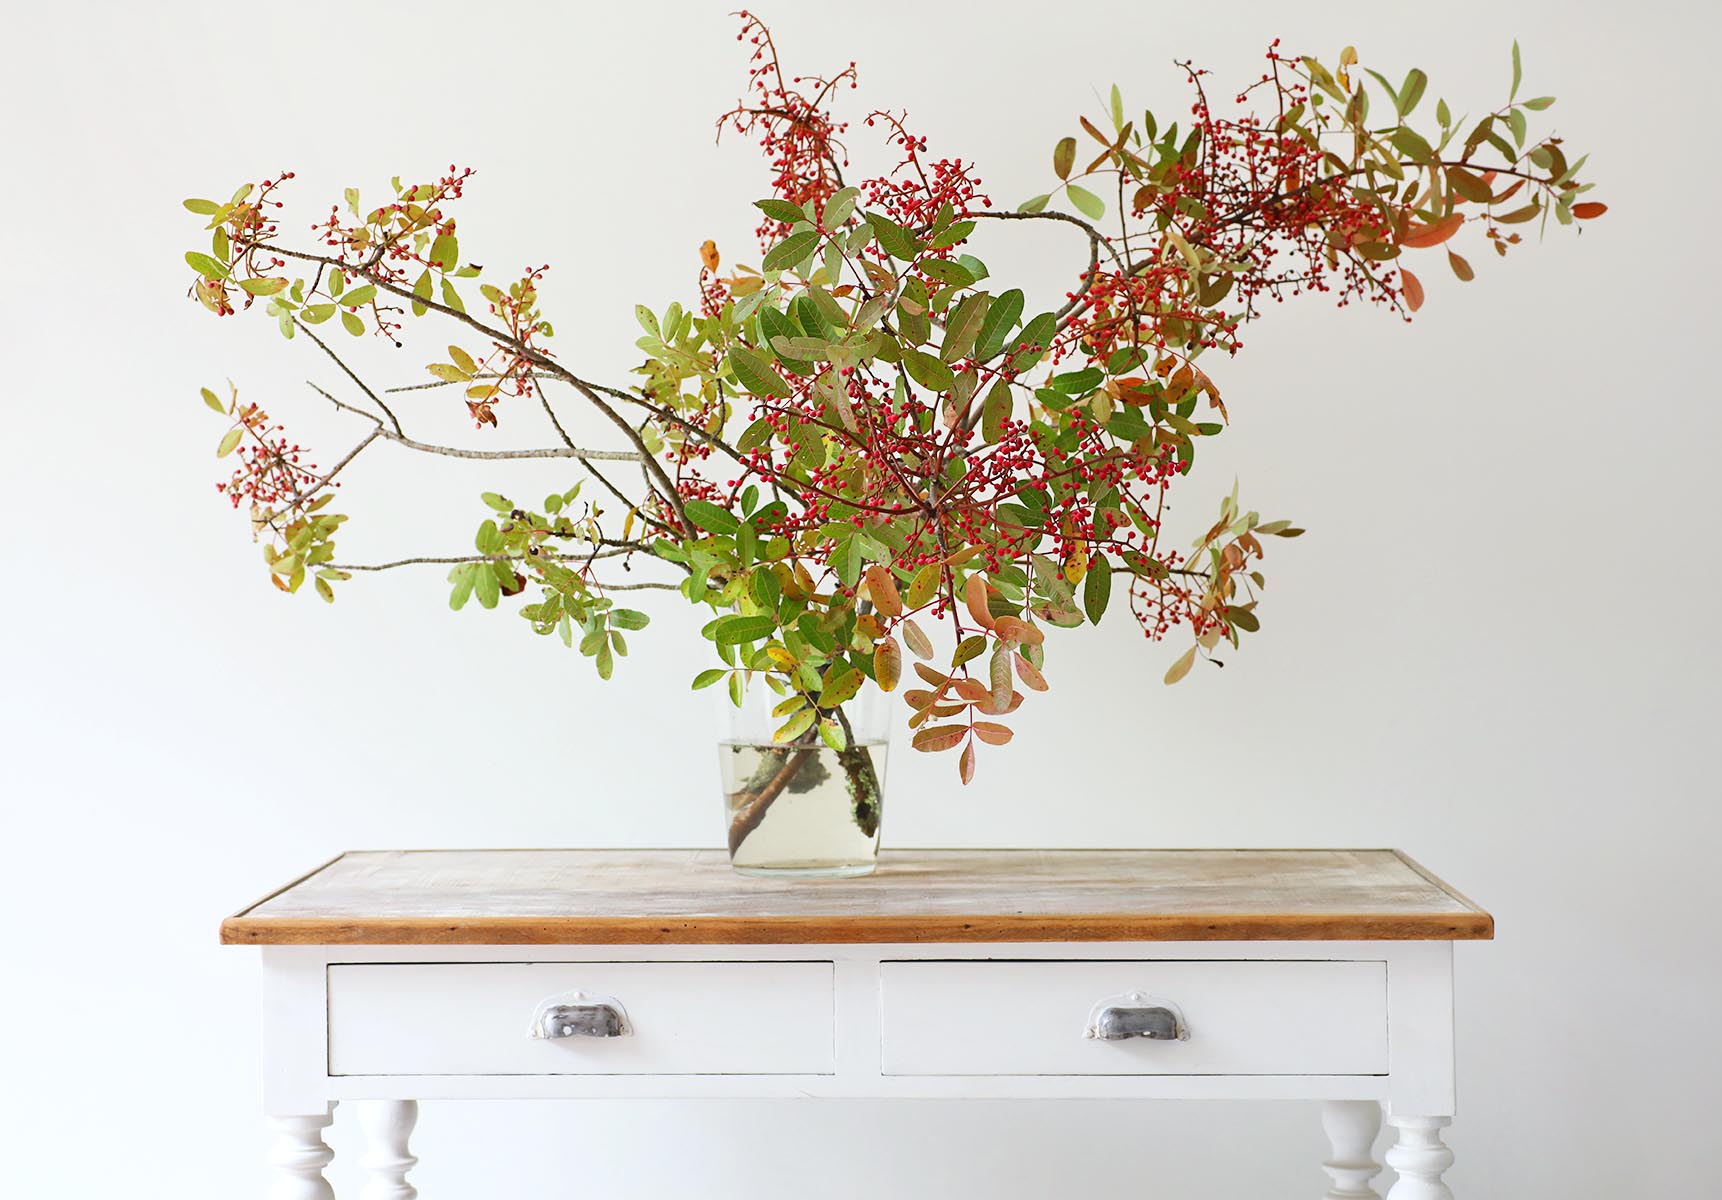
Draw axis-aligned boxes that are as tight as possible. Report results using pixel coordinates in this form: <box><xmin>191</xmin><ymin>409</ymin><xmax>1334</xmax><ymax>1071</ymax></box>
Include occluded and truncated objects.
<box><xmin>720</xmin><ymin>740</ymin><xmax>886</xmax><ymax>877</ymax></box>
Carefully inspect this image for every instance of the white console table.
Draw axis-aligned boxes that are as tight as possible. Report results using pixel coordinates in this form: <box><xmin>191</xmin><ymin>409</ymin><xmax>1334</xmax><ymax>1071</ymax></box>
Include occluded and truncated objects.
<box><xmin>223</xmin><ymin>848</ymin><xmax>1492</xmax><ymax>1198</ymax></box>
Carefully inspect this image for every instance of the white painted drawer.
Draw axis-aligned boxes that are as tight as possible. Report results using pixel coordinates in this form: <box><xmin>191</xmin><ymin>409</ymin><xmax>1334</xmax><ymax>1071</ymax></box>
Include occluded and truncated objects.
<box><xmin>880</xmin><ymin>960</ymin><xmax>1387</xmax><ymax>1076</ymax></box>
<box><xmin>328</xmin><ymin>962</ymin><xmax>834</xmax><ymax>1076</ymax></box>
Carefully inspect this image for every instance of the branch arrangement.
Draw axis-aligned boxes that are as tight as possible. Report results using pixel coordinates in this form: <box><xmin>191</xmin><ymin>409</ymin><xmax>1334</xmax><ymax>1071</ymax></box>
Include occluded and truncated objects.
<box><xmin>184</xmin><ymin>15</ymin><xmax>1602</xmax><ymax>785</ymax></box>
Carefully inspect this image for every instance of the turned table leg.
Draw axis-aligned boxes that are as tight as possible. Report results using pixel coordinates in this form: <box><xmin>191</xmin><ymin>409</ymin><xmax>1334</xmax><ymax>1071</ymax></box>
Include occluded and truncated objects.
<box><xmin>358</xmin><ymin>1100</ymin><xmax>419</xmax><ymax>1200</ymax></box>
<box><xmin>1385</xmin><ymin>1116</ymin><xmax>1454</xmax><ymax>1200</ymax></box>
<box><xmin>1321</xmin><ymin>1100</ymin><xmax>1383</xmax><ymax>1198</ymax></box>
<box><xmin>268</xmin><ymin>1104</ymin><xmax>335</xmax><ymax>1200</ymax></box>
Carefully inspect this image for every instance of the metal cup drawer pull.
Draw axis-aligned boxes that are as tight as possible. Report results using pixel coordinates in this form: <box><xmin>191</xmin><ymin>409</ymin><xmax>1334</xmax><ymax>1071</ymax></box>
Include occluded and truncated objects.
<box><xmin>1084</xmin><ymin>992</ymin><xmax>1190</xmax><ymax>1042</ymax></box>
<box><xmin>528</xmin><ymin>990</ymin><xmax>632</xmax><ymax>1040</ymax></box>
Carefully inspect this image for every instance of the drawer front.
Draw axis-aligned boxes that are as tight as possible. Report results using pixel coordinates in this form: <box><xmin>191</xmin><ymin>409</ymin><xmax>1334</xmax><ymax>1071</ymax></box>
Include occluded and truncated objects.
<box><xmin>328</xmin><ymin>962</ymin><xmax>834</xmax><ymax>1076</ymax></box>
<box><xmin>880</xmin><ymin>960</ymin><xmax>1386</xmax><ymax>1076</ymax></box>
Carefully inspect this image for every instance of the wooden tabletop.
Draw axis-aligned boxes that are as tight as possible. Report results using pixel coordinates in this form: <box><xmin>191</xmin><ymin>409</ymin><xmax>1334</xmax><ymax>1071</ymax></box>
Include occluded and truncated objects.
<box><xmin>221</xmin><ymin>849</ymin><xmax>1492</xmax><ymax>945</ymax></box>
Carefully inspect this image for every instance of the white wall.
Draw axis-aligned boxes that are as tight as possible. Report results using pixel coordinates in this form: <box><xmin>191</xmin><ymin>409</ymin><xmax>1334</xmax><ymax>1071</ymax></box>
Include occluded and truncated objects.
<box><xmin>3</xmin><ymin>1</ymin><xmax>1717</xmax><ymax>1195</ymax></box>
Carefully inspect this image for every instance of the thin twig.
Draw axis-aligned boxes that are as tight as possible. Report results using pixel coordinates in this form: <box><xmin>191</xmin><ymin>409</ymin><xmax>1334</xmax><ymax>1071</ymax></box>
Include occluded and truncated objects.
<box><xmin>307</xmin><ymin>382</ymin><xmax>642</xmax><ymax>462</ymax></box>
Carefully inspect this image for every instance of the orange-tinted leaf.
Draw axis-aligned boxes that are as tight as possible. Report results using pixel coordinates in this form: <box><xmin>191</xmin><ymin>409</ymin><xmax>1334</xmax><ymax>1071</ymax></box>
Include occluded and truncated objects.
<box><xmin>903</xmin><ymin>688</ymin><xmax>937</xmax><ymax>710</ymax></box>
<box><xmin>1400</xmin><ymin>212</ymin><xmax>1464</xmax><ymax>249</ymax></box>
<box><xmin>1401</xmin><ymin>268</ymin><xmax>1425</xmax><ymax>313</ymax></box>
<box><xmin>863</xmin><ymin>565</ymin><xmax>902</xmax><ymax>618</ymax></box>
<box><xmin>958</xmin><ymin>741</ymin><xmax>976</xmax><ymax>784</ymax></box>
<box><xmin>1013</xmin><ymin>653</ymin><xmax>1049</xmax><ymax>692</ymax></box>
<box><xmin>901</xmin><ymin>617</ymin><xmax>934</xmax><ymax>660</ymax></box>
<box><xmin>1447</xmin><ymin>250</ymin><xmax>1474</xmax><ymax>282</ymax></box>
<box><xmin>699</xmin><ymin>239</ymin><xmax>720</xmax><ymax>271</ymax></box>
<box><xmin>992</xmin><ymin>615</ymin><xmax>1030</xmax><ymax>645</ymax></box>
<box><xmin>953</xmin><ymin>677</ymin><xmax>990</xmax><ymax>703</ymax></box>
<box><xmin>873</xmin><ymin>635</ymin><xmax>902</xmax><ymax>692</ymax></box>
<box><xmin>1572</xmin><ymin>201</ymin><xmax>1608</xmax><ymax>220</ymax></box>
<box><xmin>913</xmin><ymin>661</ymin><xmax>949</xmax><ymax>688</ymax></box>
<box><xmin>912</xmin><ymin>724</ymin><xmax>968</xmax><ymax>752</ymax></box>
<box><xmin>963</xmin><ymin>573</ymin><xmax>995</xmax><ymax>629</ymax></box>
<box><xmin>974</xmin><ymin>689</ymin><xmax>1024</xmax><ymax>716</ymax></box>
<box><xmin>973</xmin><ymin>721</ymin><xmax>1014</xmax><ymax>746</ymax></box>
<box><xmin>855</xmin><ymin>613</ymin><xmax>885</xmax><ymax>642</ymax></box>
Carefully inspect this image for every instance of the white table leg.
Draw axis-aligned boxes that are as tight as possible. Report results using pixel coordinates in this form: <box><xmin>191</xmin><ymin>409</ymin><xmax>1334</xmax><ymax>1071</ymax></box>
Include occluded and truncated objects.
<box><xmin>1322</xmin><ymin>1099</ymin><xmax>1383</xmax><ymax>1197</ymax></box>
<box><xmin>358</xmin><ymin>1100</ymin><xmax>419</xmax><ymax>1200</ymax></box>
<box><xmin>1385</xmin><ymin>1115</ymin><xmax>1454</xmax><ymax>1199</ymax></box>
<box><xmin>268</xmin><ymin>1104</ymin><xmax>335</xmax><ymax>1200</ymax></box>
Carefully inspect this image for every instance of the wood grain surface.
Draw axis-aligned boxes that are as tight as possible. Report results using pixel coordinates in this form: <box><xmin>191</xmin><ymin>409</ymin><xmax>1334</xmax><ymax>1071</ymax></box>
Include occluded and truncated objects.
<box><xmin>221</xmin><ymin>849</ymin><xmax>1492</xmax><ymax>945</ymax></box>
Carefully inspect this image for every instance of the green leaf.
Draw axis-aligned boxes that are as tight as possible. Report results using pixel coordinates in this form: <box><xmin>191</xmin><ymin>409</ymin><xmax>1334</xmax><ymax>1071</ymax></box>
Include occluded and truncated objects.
<box><xmin>1390</xmin><ymin>126</ymin><xmax>1435</xmax><ymax>163</ymax></box>
<box><xmin>341</xmin><ymin>284</ymin><xmax>377</xmax><ymax>307</ymax></box>
<box><xmin>683</xmin><ymin>499</ymin><xmax>738</xmax><ymax>535</ymax></box>
<box><xmin>692</xmin><ymin>668</ymin><xmax>727</xmax><ymax>690</ymax></box>
<box><xmin>301</xmin><ymin>303</ymin><xmax>336</xmax><ymax>324</ymax></box>
<box><xmin>429</xmin><ymin>233</ymin><xmax>458</xmax><ymax>271</ymax></box>
<box><xmin>903</xmin><ymin>350</ymin><xmax>955</xmax><ymax>392</ymax></box>
<box><xmin>981</xmin><ymin>381</ymin><xmax>1012</xmax><ymax>444</ymax></box>
<box><xmin>1398</xmin><ymin>68</ymin><xmax>1428</xmax><ymax>116</ymax></box>
<box><xmin>822</xmin><ymin>186</ymin><xmax>860</xmax><ymax>228</ymax></box>
<box><xmin>200</xmin><ymin>387</ymin><xmax>225</xmax><ymax>414</ymax></box>
<box><xmin>1005</xmin><ymin>312</ymin><xmax>1057</xmax><ymax>369</ymax></box>
<box><xmin>1082</xmin><ymin>559</ymin><xmax>1112</xmax><ymax>624</ymax></box>
<box><xmin>1065</xmin><ymin>184</ymin><xmax>1105</xmax><ymax>221</ymax></box>
<box><xmin>448</xmin><ymin>565</ymin><xmax>475</xmax><ymax>610</ymax></box>
<box><xmin>952</xmin><ymin>634</ymin><xmax>987</xmax><ymax>668</ymax></box>
<box><xmin>440</xmin><ymin>278</ymin><xmax>465</xmax><ymax>314</ymax></box>
<box><xmin>865</xmin><ymin>212</ymin><xmax>920</xmax><ymax>262</ymax></box>
<box><xmin>610</xmin><ymin>608</ymin><xmax>650</xmax><ymax>631</ymax></box>
<box><xmin>763</xmin><ymin>230</ymin><xmax>820</xmax><ymax>273</ymax></box>
<box><xmin>1510</xmin><ymin>40</ymin><xmax>1522</xmax><ymax>102</ymax></box>
<box><xmin>481</xmin><ymin>492</ymin><xmax>512</xmax><ymax>512</ymax></box>
<box><xmin>939</xmin><ymin>292</ymin><xmax>991</xmax><ymax>363</ymax></box>
<box><xmin>238</xmin><ymin>277</ymin><xmax>287</xmax><ymax>296</ymax></box>
<box><xmin>774</xmin><ymin>707</ymin><xmax>817</xmax><ymax>744</ymax></box>
<box><xmin>183</xmin><ymin>198</ymin><xmax>221</xmax><ymax>215</ymax></box>
<box><xmin>819</xmin><ymin>718</ymin><xmax>847</xmax><ymax>752</ymax></box>
<box><xmin>341</xmin><ymin>310</ymin><xmax>364</xmax><ymax>337</ymax></box>
<box><xmin>216</xmin><ymin>427</ymin><xmax>243</xmax><ymax>458</ymax></box>
<box><xmin>1016</xmin><ymin>193</ymin><xmax>1050</xmax><ymax>214</ymax></box>
<box><xmin>474</xmin><ymin>565</ymin><xmax>500</xmax><ymax>609</ymax></box>
<box><xmin>1053</xmin><ymin>136</ymin><xmax>1076</xmax><ymax>180</ymax></box>
<box><xmin>728</xmin><ymin>346</ymin><xmax>792</xmax><ymax>399</ymax></box>
<box><xmin>754</xmin><ymin>198</ymin><xmax>807</xmax><ymax>224</ymax></box>
<box><xmin>974</xmin><ymin>288</ymin><xmax>1023</xmax><ymax>360</ymax></box>
<box><xmin>713</xmin><ymin>614</ymin><xmax>777</xmax><ymax>645</ymax></box>
<box><xmin>185</xmin><ymin>251</ymin><xmax>228</xmax><ymax>279</ymax></box>
<box><xmin>819</xmin><ymin>665</ymin><xmax>864</xmax><ymax>709</ymax></box>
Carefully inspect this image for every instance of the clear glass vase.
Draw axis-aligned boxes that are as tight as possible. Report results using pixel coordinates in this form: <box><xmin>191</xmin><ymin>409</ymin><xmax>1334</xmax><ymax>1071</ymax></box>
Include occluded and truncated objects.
<box><xmin>719</xmin><ymin>683</ymin><xmax>888</xmax><ymax>878</ymax></box>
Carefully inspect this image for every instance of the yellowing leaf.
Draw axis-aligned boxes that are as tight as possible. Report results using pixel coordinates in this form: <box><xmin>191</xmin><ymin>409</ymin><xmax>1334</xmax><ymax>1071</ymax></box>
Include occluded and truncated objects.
<box><xmin>874</xmin><ymin>636</ymin><xmax>902</xmax><ymax>692</ymax></box>
<box><xmin>864</xmin><ymin>565</ymin><xmax>903</xmax><ymax>618</ymax></box>
<box><xmin>1164</xmin><ymin>645</ymin><xmax>1198</xmax><ymax>685</ymax></box>
<box><xmin>963</xmin><ymin>573</ymin><xmax>995</xmax><ymax>630</ymax></box>
<box><xmin>901</xmin><ymin>618</ymin><xmax>934</xmax><ymax>661</ymax></box>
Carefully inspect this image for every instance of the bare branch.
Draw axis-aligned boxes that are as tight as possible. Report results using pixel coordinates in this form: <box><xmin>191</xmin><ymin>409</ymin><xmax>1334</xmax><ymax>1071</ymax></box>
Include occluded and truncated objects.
<box><xmin>295</xmin><ymin>319</ymin><xmax>404</xmax><ymax>435</ymax></box>
<box><xmin>307</xmin><ymin>382</ymin><xmax>643</xmax><ymax>462</ymax></box>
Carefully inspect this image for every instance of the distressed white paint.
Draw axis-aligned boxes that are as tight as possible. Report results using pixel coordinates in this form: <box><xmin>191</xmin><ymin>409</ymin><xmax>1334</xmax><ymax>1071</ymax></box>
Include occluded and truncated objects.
<box><xmin>1321</xmin><ymin>1100</ymin><xmax>1383</xmax><ymax>1198</ymax></box>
